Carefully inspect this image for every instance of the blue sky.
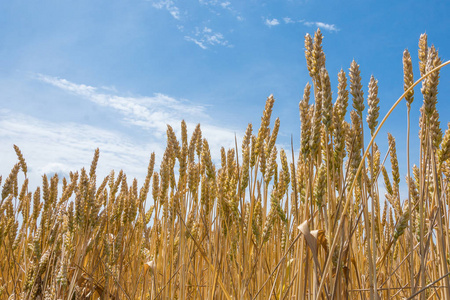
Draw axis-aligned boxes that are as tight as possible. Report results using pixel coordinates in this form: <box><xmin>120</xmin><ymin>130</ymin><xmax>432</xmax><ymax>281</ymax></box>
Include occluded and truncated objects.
<box><xmin>1</xmin><ymin>0</ymin><xmax>449</xmax><ymax>188</ymax></box>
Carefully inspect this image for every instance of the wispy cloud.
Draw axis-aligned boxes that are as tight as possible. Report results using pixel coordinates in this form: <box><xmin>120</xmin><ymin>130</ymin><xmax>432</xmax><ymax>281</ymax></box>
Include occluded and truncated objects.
<box><xmin>36</xmin><ymin>74</ymin><xmax>204</xmax><ymax>133</ymax></box>
<box><xmin>220</xmin><ymin>1</ymin><xmax>231</xmax><ymax>9</ymax></box>
<box><xmin>283</xmin><ymin>17</ymin><xmax>295</xmax><ymax>24</ymax></box>
<box><xmin>184</xmin><ymin>36</ymin><xmax>207</xmax><ymax>50</ymax></box>
<box><xmin>270</xmin><ymin>17</ymin><xmax>339</xmax><ymax>32</ymax></box>
<box><xmin>2</xmin><ymin>74</ymin><xmax>240</xmax><ymax>187</ymax></box>
<box><xmin>303</xmin><ymin>21</ymin><xmax>339</xmax><ymax>32</ymax></box>
<box><xmin>0</xmin><ymin>109</ymin><xmax>161</xmax><ymax>186</ymax></box>
<box><xmin>265</xmin><ymin>18</ymin><xmax>280</xmax><ymax>27</ymax></box>
<box><xmin>150</xmin><ymin>0</ymin><xmax>239</xmax><ymax>47</ymax></box>
<box><xmin>198</xmin><ymin>0</ymin><xmax>231</xmax><ymax>9</ymax></box>
<box><xmin>198</xmin><ymin>0</ymin><xmax>242</xmax><ymax>21</ymax></box>
<box><xmin>35</xmin><ymin>74</ymin><xmax>237</xmax><ymax>157</ymax></box>
<box><xmin>151</xmin><ymin>0</ymin><xmax>180</xmax><ymax>20</ymax></box>
<box><xmin>185</xmin><ymin>27</ymin><xmax>231</xmax><ymax>49</ymax></box>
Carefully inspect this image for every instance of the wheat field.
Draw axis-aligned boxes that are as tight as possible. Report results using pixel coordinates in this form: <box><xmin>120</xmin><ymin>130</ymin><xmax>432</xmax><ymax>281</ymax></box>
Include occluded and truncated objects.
<box><xmin>1</xmin><ymin>30</ymin><xmax>450</xmax><ymax>299</ymax></box>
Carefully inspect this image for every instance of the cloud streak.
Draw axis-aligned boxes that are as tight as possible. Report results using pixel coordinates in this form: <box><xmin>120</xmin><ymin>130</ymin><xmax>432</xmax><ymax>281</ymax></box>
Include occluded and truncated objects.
<box><xmin>150</xmin><ymin>0</ymin><xmax>238</xmax><ymax>49</ymax></box>
<box><xmin>185</xmin><ymin>27</ymin><xmax>231</xmax><ymax>49</ymax></box>
<box><xmin>265</xmin><ymin>18</ymin><xmax>280</xmax><ymax>27</ymax></box>
<box><xmin>270</xmin><ymin>17</ymin><xmax>339</xmax><ymax>32</ymax></box>
<box><xmin>35</xmin><ymin>74</ymin><xmax>237</xmax><ymax>158</ymax></box>
<box><xmin>2</xmin><ymin>74</ymin><xmax>240</xmax><ymax>188</ymax></box>
<box><xmin>198</xmin><ymin>0</ymin><xmax>242</xmax><ymax>19</ymax></box>
<box><xmin>283</xmin><ymin>17</ymin><xmax>295</xmax><ymax>24</ymax></box>
<box><xmin>0</xmin><ymin>109</ymin><xmax>161</xmax><ymax>186</ymax></box>
<box><xmin>303</xmin><ymin>21</ymin><xmax>339</xmax><ymax>32</ymax></box>
<box><xmin>151</xmin><ymin>0</ymin><xmax>181</xmax><ymax>20</ymax></box>
<box><xmin>36</xmin><ymin>74</ymin><xmax>206</xmax><ymax>133</ymax></box>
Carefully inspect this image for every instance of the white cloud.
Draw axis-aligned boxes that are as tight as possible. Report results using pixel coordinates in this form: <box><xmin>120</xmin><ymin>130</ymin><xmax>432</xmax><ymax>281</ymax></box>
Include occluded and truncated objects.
<box><xmin>199</xmin><ymin>0</ymin><xmax>228</xmax><ymax>7</ymax></box>
<box><xmin>35</xmin><ymin>74</ymin><xmax>237</xmax><ymax>158</ymax></box>
<box><xmin>198</xmin><ymin>0</ymin><xmax>242</xmax><ymax>20</ymax></box>
<box><xmin>151</xmin><ymin>0</ymin><xmax>180</xmax><ymax>20</ymax></box>
<box><xmin>2</xmin><ymin>75</ymin><xmax>240</xmax><ymax>189</ymax></box>
<box><xmin>0</xmin><ymin>110</ymin><xmax>161</xmax><ymax>187</ymax></box>
<box><xmin>201</xmin><ymin>0</ymin><xmax>232</xmax><ymax>8</ymax></box>
<box><xmin>283</xmin><ymin>17</ymin><xmax>295</xmax><ymax>24</ymax></box>
<box><xmin>268</xmin><ymin>17</ymin><xmax>339</xmax><ymax>32</ymax></box>
<box><xmin>185</xmin><ymin>27</ymin><xmax>231</xmax><ymax>49</ymax></box>
<box><xmin>220</xmin><ymin>1</ymin><xmax>231</xmax><ymax>9</ymax></box>
<box><xmin>265</xmin><ymin>18</ymin><xmax>280</xmax><ymax>27</ymax></box>
<box><xmin>184</xmin><ymin>36</ymin><xmax>207</xmax><ymax>49</ymax></box>
<box><xmin>303</xmin><ymin>21</ymin><xmax>339</xmax><ymax>32</ymax></box>
<box><xmin>151</xmin><ymin>0</ymin><xmax>240</xmax><ymax>47</ymax></box>
<box><xmin>36</xmin><ymin>74</ymin><xmax>207</xmax><ymax>133</ymax></box>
